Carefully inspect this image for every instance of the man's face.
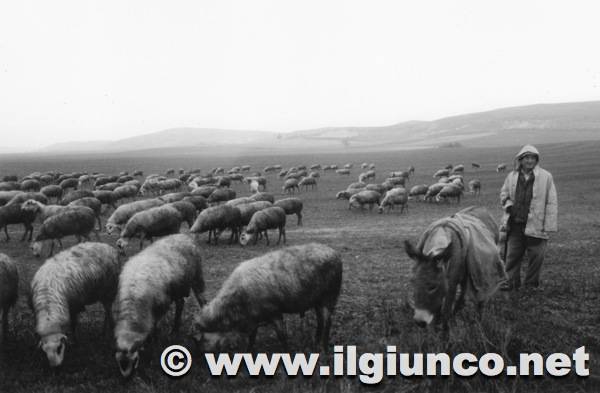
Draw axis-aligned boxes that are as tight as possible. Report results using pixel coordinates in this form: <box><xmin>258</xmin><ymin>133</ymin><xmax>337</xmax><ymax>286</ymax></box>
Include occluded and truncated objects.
<box><xmin>520</xmin><ymin>154</ymin><xmax>538</xmax><ymax>172</ymax></box>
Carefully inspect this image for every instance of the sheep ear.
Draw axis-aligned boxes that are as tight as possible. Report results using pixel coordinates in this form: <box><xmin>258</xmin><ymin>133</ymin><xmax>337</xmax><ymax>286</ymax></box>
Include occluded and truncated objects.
<box><xmin>404</xmin><ymin>240</ymin><xmax>420</xmax><ymax>261</ymax></box>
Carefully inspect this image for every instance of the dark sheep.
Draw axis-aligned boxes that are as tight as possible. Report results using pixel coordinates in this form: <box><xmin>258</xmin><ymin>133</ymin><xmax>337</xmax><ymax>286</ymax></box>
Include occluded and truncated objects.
<box><xmin>0</xmin><ymin>204</ymin><xmax>37</xmax><ymax>242</ymax></box>
<box><xmin>182</xmin><ymin>195</ymin><xmax>208</xmax><ymax>212</ymax></box>
<box><xmin>273</xmin><ymin>197</ymin><xmax>303</xmax><ymax>226</ymax></box>
<box><xmin>167</xmin><ymin>201</ymin><xmax>197</xmax><ymax>228</ymax></box>
<box><xmin>190</xmin><ymin>204</ymin><xmax>242</xmax><ymax>245</ymax></box>
<box><xmin>59</xmin><ymin>178</ymin><xmax>79</xmax><ymax>190</ymax></box>
<box><xmin>207</xmin><ymin>188</ymin><xmax>236</xmax><ymax>205</ymax></box>
<box><xmin>191</xmin><ymin>185</ymin><xmax>217</xmax><ymax>198</ymax></box>
<box><xmin>40</xmin><ymin>185</ymin><xmax>64</xmax><ymax>202</ymax></box>
<box><xmin>31</xmin><ymin>207</ymin><xmax>98</xmax><ymax>257</ymax></box>
<box><xmin>235</xmin><ymin>201</ymin><xmax>273</xmax><ymax>228</ymax></box>
<box><xmin>240</xmin><ymin>206</ymin><xmax>286</xmax><ymax>246</ymax></box>
<box><xmin>68</xmin><ymin>197</ymin><xmax>103</xmax><ymax>230</ymax></box>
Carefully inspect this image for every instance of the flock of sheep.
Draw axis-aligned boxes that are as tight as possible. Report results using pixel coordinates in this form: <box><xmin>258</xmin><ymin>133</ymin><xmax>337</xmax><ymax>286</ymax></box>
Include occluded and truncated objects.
<box><xmin>0</xmin><ymin>160</ymin><xmax>497</xmax><ymax>377</ymax></box>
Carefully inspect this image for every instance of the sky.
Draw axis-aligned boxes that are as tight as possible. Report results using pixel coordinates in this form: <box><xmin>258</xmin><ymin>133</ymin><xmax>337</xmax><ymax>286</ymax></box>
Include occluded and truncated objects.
<box><xmin>1</xmin><ymin>0</ymin><xmax>600</xmax><ymax>150</ymax></box>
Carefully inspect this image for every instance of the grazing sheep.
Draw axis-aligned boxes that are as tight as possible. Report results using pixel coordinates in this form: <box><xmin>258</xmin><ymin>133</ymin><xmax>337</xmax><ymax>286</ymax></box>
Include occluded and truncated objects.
<box><xmin>157</xmin><ymin>178</ymin><xmax>183</xmax><ymax>194</ymax></box>
<box><xmin>436</xmin><ymin>183</ymin><xmax>463</xmax><ymax>203</ymax></box>
<box><xmin>378</xmin><ymin>188</ymin><xmax>408</xmax><ymax>214</ymax></box>
<box><xmin>389</xmin><ymin>171</ymin><xmax>408</xmax><ymax>178</ymax></box>
<box><xmin>2</xmin><ymin>175</ymin><xmax>18</xmax><ymax>182</ymax></box>
<box><xmin>468</xmin><ymin>179</ymin><xmax>481</xmax><ymax>197</ymax></box>
<box><xmin>284</xmin><ymin>172</ymin><xmax>302</xmax><ymax>181</ymax></box>
<box><xmin>433</xmin><ymin>169</ymin><xmax>450</xmax><ymax>178</ymax></box>
<box><xmin>207</xmin><ymin>188</ymin><xmax>236</xmax><ymax>205</ymax></box>
<box><xmin>98</xmin><ymin>182</ymin><xmax>121</xmax><ymax>191</ymax></box>
<box><xmin>191</xmin><ymin>185</ymin><xmax>217</xmax><ymax>198</ymax></box>
<box><xmin>335</xmin><ymin>189</ymin><xmax>363</xmax><ymax>200</ymax></box>
<box><xmin>92</xmin><ymin>190</ymin><xmax>118</xmax><ymax>209</ymax></box>
<box><xmin>365</xmin><ymin>183</ymin><xmax>386</xmax><ymax>195</ymax></box>
<box><xmin>282</xmin><ymin>178</ymin><xmax>300</xmax><ymax>194</ymax></box>
<box><xmin>361</xmin><ymin>162</ymin><xmax>368</xmax><ymax>169</ymax></box>
<box><xmin>132</xmin><ymin>170</ymin><xmax>144</xmax><ymax>177</ymax></box>
<box><xmin>116</xmin><ymin>205</ymin><xmax>183</xmax><ymax>253</ymax></box>
<box><xmin>452</xmin><ymin>164</ymin><xmax>465</xmax><ymax>174</ymax></box>
<box><xmin>310</xmin><ymin>164</ymin><xmax>321</xmax><ymax>170</ymax></box>
<box><xmin>94</xmin><ymin>176</ymin><xmax>117</xmax><ymax>188</ymax></box>
<box><xmin>77</xmin><ymin>175</ymin><xmax>94</xmax><ymax>190</ymax></box>
<box><xmin>248</xmin><ymin>192</ymin><xmax>275</xmax><ymax>204</ymax></box>
<box><xmin>61</xmin><ymin>190</ymin><xmax>94</xmax><ymax>205</ymax></box>
<box><xmin>112</xmin><ymin>185</ymin><xmax>139</xmax><ymax>202</ymax></box>
<box><xmin>21</xmin><ymin>179</ymin><xmax>41</xmax><ymax>192</ymax></box>
<box><xmin>225</xmin><ymin>197</ymin><xmax>254</xmax><ymax>207</ymax></box>
<box><xmin>309</xmin><ymin>171</ymin><xmax>320</xmax><ymax>178</ymax></box>
<box><xmin>190</xmin><ymin>204</ymin><xmax>242</xmax><ymax>244</ymax></box>
<box><xmin>0</xmin><ymin>203</ymin><xmax>37</xmax><ymax>241</ymax></box>
<box><xmin>264</xmin><ymin>166</ymin><xmax>277</xmax><ymax>173</ymax></box>
<box><xmin>30</xmin><ymin>242</ymin><xmax>121</xmax><ymax>367</ymax></box>
<box><xmin>369</xmin><ymin>163</ymin><xmax>376</xmax><ymax>170</ymax></box>
<box><xmin>273</xmin><ymin>198</ymin><xmax>303</xmax><ymax>226</ymax></box>
<box><xmin>298</xmin><ymin>176</ymin><xmax>317</xmax><ymax>191</ymax></box>
<box><xmin>114</xmin><ymin>234</ymin><xmax>205</xmax><ymax>378</ymax></box>
<box><xmin>167</xmin><ymin>201</ymin><xmax>197</xmax><ymax>228</ymax></box>
<box><xmin>193</xmin><ymin>243</ymin><xmax>342</xmax><ymax>351</ymax></box>
<box><xmin>158</xmin><ymin>192</ymin><xmax>191</xmax><ymax>203</ymax></box>
<box><xmin>0</xmin><ymin>182</ymin><xmax>20</xmax><ymax>192</ymax></box>
<box><xmin>347</xmin><ymin>181</ymin><xmax>366</xmax><ymax>190</ymax></box>
<box><xmin>21</xmin><ymin>199</ymin><xmax>70</xmax><ymax>222</ymax></box>
<box><xmin>6</xmin><ymin>192</ymin><xmax>48</xmax><ymax>207</ymax></box>
<box><xmin>216</xmin><ymin>176</ymin><xmax>231</xmax><ymax>188</ymax></box>
<box><xmin>349</xmin><ymin>190</ymin><xmax>381</xmax><ymax>211</ymax></box>
<box><xmin>235</xmin><ymin>201</ymin><xmax>273</xmax><ymax>228</ymax></box>
<box><xmin>409</xmin><ymin>184</ymin><xmax>429</xmax><ymax>200</ymax></box>
<box><xmin>471</xmin><ymin>162</ymin><xmax>480</xmax><ymax>169</ymax></box>
<box><xmin>40</xmin><ymin>185</ymin><xmax>64</xmax><ymax>202</ymax></box>
<box><xmin>105</xmin><ymin>198</ymin><xmax>165</xmax><ymax>235</ymax></box>
<box><xmin>497</xmin><ymin>163</ymin><xmax>507</xmax><ymax>172</ymax></box>
<box><xmin>68</xmin><ymin>197</ymin><xmax>103</xmax><ymax>230</ymax></box>
<box><xmin>344</xmin><ymin>163</ymin><xmax>353</xmax><ymax>169</ymax></box>
<box><xmin>384</xmin><ymin>177</ymin><xmax>406</xmax><ymax>187</ymax></box>
<box><xmin>59</xmin><ymin>178</ymin><xmax>79</xmax><ymax>190</ymax></box>
<box><xmin>182</xmin><ymin>195</ymin><xmax>208</xmax><ymax>212</ymax></box>
<box><xmin>31</xmin><ymin>207</ymin><xmax>98</xmax><ymax>257</ymax></box>
<box><xmin>0</xmin><ymin>253</ymin><xmax>18</xmax><ymax>345</ymax></box>
<box><xmin>424</xmin><ymin>183</ymin><xmax>446</xmax><ymax>202</ymax></box>
<box><xmin>241</xmin><ymin>165</ymin><xmax>251</xmax><ymax>172</ymax></box>
<box><xmin>240</xmin><ymin>206</ymin><xmax>286</xmax><ymax>246</ymax></box>
<box><xmin>0</xmin><ymin>191</ymin><xmax>21</xmax><ymax>206</ymax></box>
<box><xmin>117</xmin><ymin>175</ymin><xmax>134</xmax><ymax>184</ymax></box>
<box><xmin>336</xmin><ymin>169</ymin><xmax>351</xmax><ymax>176</ymax></box>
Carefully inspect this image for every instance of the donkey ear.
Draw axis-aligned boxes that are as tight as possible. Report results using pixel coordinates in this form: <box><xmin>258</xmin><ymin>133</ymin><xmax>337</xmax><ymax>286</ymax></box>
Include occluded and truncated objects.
<box><xmin>433</xmin><ymin>243</ymin><xmax>452</xmax><ymax>263</ymax></box>
<box><xmin>404</xmin><ymin>240</ymin><xmax>420</xmax><ymax>260</ymax></box>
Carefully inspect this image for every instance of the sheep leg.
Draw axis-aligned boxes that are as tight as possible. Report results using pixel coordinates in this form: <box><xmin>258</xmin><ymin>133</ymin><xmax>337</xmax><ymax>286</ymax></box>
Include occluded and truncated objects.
<box><xmin>246</xmin><ymin>326</ymin><xmax>258</xmax><ymax>352</ymax></box>
<box><xmin>277</xmin><ymin>227</ymin><xmax>282</xmax><ymax>245</ymax></box>
<box><xmin>0</xmin><ymin>307</ymin><xmax>7</xmax><ymax>343</ymax></box>
<box><xmin>3</xmin><ymin>226</ymin><xmax>9</xmax><ymax>242</ymax></box>
<box><xmin>102</xmin><ymin>302</ymin><xmax>114</xmax><ymax>335</ymax></box>
<box><xmin>49</xmin><ymin>241</ymin><xmax>55</xmax><ymax>257</ymax></box>
<box><xmin>207</xmin><ymin>230</ymin><xmax>212</xmax><ymax>244</ymax></box>
<box><xmin>172</xmin><ymin>299</ymin><xmax>184</xmax><ymax>334</ymax></box>
<box><xmin>139</xmin><ymin>235</ymin><xmax>145</xmax><ymax>250</ymax></box>
<box><xmin>254</xmin><ymin>232</ymin><xmax>259</xmax><ymax>245</ymax></box>
<box><xmin>297</xmin><ymin>213</ymin><xmax>302</xmax><ymax>226</ymax></box>
<box><xmin>264</xmin><ymin>230</ymin><xmax>269</xmax><ymax>245</ymax></box>
<box><xmin>58</xmin><ymin>239</ymin><xmax>63</xmax><ymax>249</ymax></box>
<box><xmin>272</xmin><ymin>317</ymin><xmax>288</xmax><ymax>350</ymax></box>
<box><xmin>96</xmin><ymin>215</ymin><xmax>102</xmax><ymax>231</ymax></box>
<box><xmin>321</xmin><ymin>307</ymin><xmax>333</xmax><ymax>352</ymax></box>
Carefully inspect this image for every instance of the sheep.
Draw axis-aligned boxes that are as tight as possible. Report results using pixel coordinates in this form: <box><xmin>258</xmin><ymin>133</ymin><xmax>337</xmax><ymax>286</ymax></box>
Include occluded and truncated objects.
<box><xmin>6</xmin><ymin>192</ymin><xmax>48</xmax><ymax>207</ymax></box>
<box><xmin>158</xmin><ymin>191</ymin><xmax>191</xmax><ymax>203</ymax></box>
<box><xmin>309</xmin><ymin>171</ymin><xmax>320</xmax><ymax>178</ymax></box>
<box><xmin>21</xmin><ymin>199</ymin><xmax>71</xmax><ymax>222</ymax></box>
<box><xmin>245</xmin><ymin>175</ymin><xmax>267</xmax><ymax>191</ymax></box>
<box><xmin>424</xmin><ymin>183</ymin><xmax>446</xmax><ymax>202</ymax></box>
<box><xmin>132</xmin><ymin>170</ymin><xmax>144</xmax><ymax>177</ymax></box>
<box><xmin>349</xmin><ymin>190</ymin><xmax>381</xmax><ymax>211</ymax></box>
<box><xmin>310</xmin><ymin>164</ymin><xmax>321</xmax><ymax>170</ymax></box>
<box><xmin>105</xmin><ymin>198</ymin><xmax>165</xmax><ymax>235</ymax></box>
<box><xmin>183</xmin><ymin>195</ymin><xmax>208</xmax><ymax>212</ymax></box>
<box><xmin>117</xmin><ymin>175</ymin><xmax>134</xmax><ymax>184</ymax></box>
<box><xmin>468</xmin><ymin>179</ymin><xmax>482</xmax><ymax>197</ymax></box>
<box><xmin>273</xmin><ymin>197</ymin><xmax>303</xmax><ymax>226</ymax></box>
<box><xmin>92</xmin><ymin>190</ymin><xmax>118</xmax><ymax>209</ymax></box>
<box><xmin>190</xmin><ymin>204</ymin><xmax>242</xmax><ymax>244</ymax></box>
<box><xmin>385</xmin><ymin>176</ymin><xmax>406</xmax><ymax>187</ymax></box>
<box><xmin>207</xmin><ymin>188</ymin><xmax>236</xmax><ymax>205</ymax></box>
<box><xmin>497</xmin><ymin>163</ymin><xmax>507</xmax><ymax>172</ymax></box>
<box><xmin>78</xmin><ymin>175</ymin><xmax>94</xmax><ymax>190</ymax></box>
<box><xmin>435</xmin><ymin>183</ymin><xmax>463</xmax><ymax>203</ymax></box>
<box><xmin>471</xmin><ymin>162</ymin><xmax>480</xmax><ymax>169</ymax></box>
<box><xmin>369</xmin><ymin>163</ymin><xmax>376</xmax><ymax>170</ymax></box>
<box><xmin>344</xmin><ymin>163</ymin><xmax>353</xmax><ymax>169</ymax></box>
<box><xmin>2</xmin><ymin>175</ymin><xmax>18</xmax><ymax>182</ymax></box>
<box><xmin>191</xmin><ymin>185</ymin><xmax>217</xmax><ymax>198</ymax></box>
<box><xmin>98</xmin><ymin>182</ymin><xmax>121</xmax><ymax>191</ymax></box>
<box><xmin>365</xmin><ymin>183</ymin><xmax>386</xmax><ymax>195</ymax></box>
<box><xmin>0</xmin><ymin>253</ymin><xmax>18</xmax><ymax>345</ymax></box>
<box><xmin>240</xmin><ymin>206</ymin><xmax>286</xmax><ymax>246</ymax></box>
<box><xmin>228</xmin><ymin>173</ymin><xmax>245</xmax><ymax>183</ymax></box>
<box><xmin>241</xmin><ymin>165</ymin><xmax>251</xmax><ymax>172</ymax></box>
<box><xmin>248</xmin><ymin>192</ymin><xmax>275</xmax><ymax>204</ymax></box>
<box><xmin>225</xmin><ymin>197</ymin><xmax>254</xmax><ymax>207</ymax></box>
<box><xmin>114</xmin><ymin>234</ymin><xmax>205</xmax><ymax>378</ymax></box>
<box><xmin>167</xmin><ymin>201</ymin><xmax>197</xmax><ymax>228</ymax></box>
<box><xmin>452</xmin><ymin>164</ymin><xmax>465</xmax><ymax>174</ymax></box>
<box><xmin>298</xmin><ymin>176</ymin><xmax>317</xmax><ymax>191</ymax></box>
<box><xmin>123</xmin><ymin>179</ymin><xmax>141</xmax><ymax>189</ymax></box>
<box><xmin>347</xmin><ymin>181</ymin><xmax>366</xmax><ymax>190</ymax></box>
<box><xmin>264</xmin><ymin>165</ymin><xmax>277</xmax><ymax>173</ymax></box>
<box><xmin>166</xmin><ymin>168</ymin><xmax>176</xmax><ymax>177</ymax></box>
<box><xmin>193</xmin><ymin>243</ymin><xmax>342</xmax><ymax>352</ymax></box>
<box><xmin>59</xmin><ymin>178</ymin><xmax>79</xmax><ymax>190</ymax></box>
<box><xmin>361</xmin><ymin>162</ymin><xmax>368</xmax><ymax>169</ymax></box>
<box><xmin>0</xmin><ymin>203</ymin><xmax>37</xmax><ymax>242</ymax></box>
<box><xmin>216</xmin><ymin>176</ymin><xmax>231</xmax><ymax>188</ymax></box>
<box><xmin>249</xmin><ymin>179</ymin><xmax>260</xmax><ymax>194</ymax></box>
<box><xmin>61</xmin><ymin>190</ymin><xmax>94</xmax><ymax>205</ymax></box>
<box><xmin>40</xmin><ymin>185</ymin><xmax>64</xmax><ymax>202</ymax></box>
<box><xmin>30</xmin><ymin>242</ymin><xmax>121</xmax><ymax>367</ymax></box>
<box><xmin>378</xmin><ymin>188</ymin><xmax>408</xmax><ymax>214</ymax></box>
<box><xmin>335</xmin><ymin>189</ymin><xmax>363</xmax><ymax>200</ymax></box>
<box><xmin>116</xmin><ymin>205</ymin><xmax>183</xmax><ymax>253</ymax></box>
<box><xmin>21</xmin><ymin>179</ymin><xmax>41</xmax><ymax>192</ymax></box>
<box><xmin>284</xmin><ymin>172</ymin><xmax>303</xmax><ymax>181</ymax></box>
<box><xmin>336</xmin><ymin>169</ymin><xmax>351</xmax><ymax>175</ymax></box>
<box><xmin>389</xmin><ymin>171</ymin><xmax>408</xmax><ymax>178</ymax></box>
<box><xmin>0</xmin><ymin>182</ymin><xmax>20</xmax><ymax>192</ymax></box>
<box><xmin>31</xmin><ymin>207</ymin><xmax>98</xmax><ymax>257</ymax></box>
<box><xmin>408</xmin><ymin>184</ymin><xmax>429</xmax><ymax>200</ymax></box>
<box><xmin>235</xmin><ymin>201</ymin><xmax>273</xmax><ymax>228</ymax></box>
<box><xmin>433</xmin><ymin>169</ymin><xmax>450</xmax><ymax>178</ymax></box>
<box><xmin>94</xmin><ymin>176</ymin><xmax>117</xmax><ymax>188</ymax></box>
<box><xmin>112</xmin><ymin>184</ymin><xmax>139</xmax><ymax>202</ymax></box>
<box><xmin>0</xmin><ymin>191</ymin><xmax>21</xmax><ymax>206</ymax></box>
<box><xmin>68</xmin><ymin>197</ymin><xmax>103</xmax><ymax>230</ymax></box>
<box><xmin>282</xmin><ymin>178</ymin><xmax>300</xmax><ymax>194</ymax></box>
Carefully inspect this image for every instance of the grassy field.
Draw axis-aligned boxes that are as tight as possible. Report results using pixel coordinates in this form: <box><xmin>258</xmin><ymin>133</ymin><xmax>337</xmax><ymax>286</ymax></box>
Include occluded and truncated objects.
<box><xmin>0</xmin><ymin>141</ymin><xmax>599</xmax><ymax>392</ymax></box>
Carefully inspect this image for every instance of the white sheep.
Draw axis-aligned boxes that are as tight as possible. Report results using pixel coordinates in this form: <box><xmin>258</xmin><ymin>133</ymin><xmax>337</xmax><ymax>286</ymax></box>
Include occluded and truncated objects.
<box><xmin>113</xmin><ymin>234</ymin><xmax>205</xmax><ymax>378</ymax></box>
<box><xmin>193</xmin><ymin>243</ymin><xmax>342</xmax><ymax>351</ymax></box>
<box><xmin>116</xmin><ymin>205</ymin><xmax>183</xmax><ymax>253</ymax></box>
<box><xmin>30</xmin><ymin>242</ymin><xmax>121</xmax><ymax>367</ymax></box>
<box><xmin>378</xmin><ymin>187</ymin><xmax>408</xmax><ymax>214</ymax></box>
<box><xmin>105</xmin><ymin>198</ymin><xmax>165</xmax><ymax>235</ymax></box>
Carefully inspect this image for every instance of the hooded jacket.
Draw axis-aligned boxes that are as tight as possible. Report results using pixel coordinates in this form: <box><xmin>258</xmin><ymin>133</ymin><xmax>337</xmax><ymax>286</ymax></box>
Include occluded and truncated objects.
<box><xmin>499</xmin><ymin>145</ymin><xmax>558</xmax><ymax>239</ymax></box>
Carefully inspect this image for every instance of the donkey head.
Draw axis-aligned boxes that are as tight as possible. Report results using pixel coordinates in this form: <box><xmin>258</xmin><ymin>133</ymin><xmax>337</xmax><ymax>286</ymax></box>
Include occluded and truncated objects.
<box><xmin>404</xmin><ymin>230</ymin><xmax>453</xmax><ymax>328</ymax></box>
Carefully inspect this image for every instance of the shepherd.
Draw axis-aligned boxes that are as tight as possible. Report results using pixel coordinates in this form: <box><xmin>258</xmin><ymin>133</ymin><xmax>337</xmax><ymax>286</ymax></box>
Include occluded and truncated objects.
<box><xmin>404</xmin><ymin>206</ymin><xmax>507</xmax><ymax>331</ymax></box>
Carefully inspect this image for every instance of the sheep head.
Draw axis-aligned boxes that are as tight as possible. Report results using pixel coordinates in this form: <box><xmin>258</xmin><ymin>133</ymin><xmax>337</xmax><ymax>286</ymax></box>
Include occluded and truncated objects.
<box><xmin>39</xmin><ymin>333</ymin><xmax>68</xmax><ymax>367</ymax></box>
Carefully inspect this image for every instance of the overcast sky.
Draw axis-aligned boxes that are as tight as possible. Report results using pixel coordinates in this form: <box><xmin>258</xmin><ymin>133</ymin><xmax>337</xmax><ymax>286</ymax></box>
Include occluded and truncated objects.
<box><xmin>1</xmin><ymin>0</ymin><xmax>599</xmax><ymax>149</ymax></box>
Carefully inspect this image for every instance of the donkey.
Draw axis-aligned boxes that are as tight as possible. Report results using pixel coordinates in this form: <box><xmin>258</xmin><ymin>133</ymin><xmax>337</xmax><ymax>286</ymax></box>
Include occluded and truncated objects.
<box><xmin>404</xmin><ymin>206</ymin><xmax>506</xmax><ymax>332</ymax></box>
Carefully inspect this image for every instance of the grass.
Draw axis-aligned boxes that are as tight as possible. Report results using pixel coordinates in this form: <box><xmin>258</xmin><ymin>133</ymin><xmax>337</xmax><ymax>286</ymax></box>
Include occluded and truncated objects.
<box><xmin>0</xmin><ymin>142</ymin><xmax>599</xmax><ymax>392</ymax></box>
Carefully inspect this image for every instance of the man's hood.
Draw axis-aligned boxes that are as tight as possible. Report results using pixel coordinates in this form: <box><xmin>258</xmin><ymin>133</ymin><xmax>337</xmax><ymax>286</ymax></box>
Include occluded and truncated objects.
<box><xmin>513</xmin><ymin>144</ymin><xmax>540</xmax><ymax>170</ymax></box>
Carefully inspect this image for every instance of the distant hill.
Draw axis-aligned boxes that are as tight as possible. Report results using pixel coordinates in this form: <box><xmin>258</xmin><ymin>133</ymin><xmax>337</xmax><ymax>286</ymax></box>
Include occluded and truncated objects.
<box><xmin>37</xmin><ymin>101</ymin><xmax>600</xmax><ymax>155</ymax></box>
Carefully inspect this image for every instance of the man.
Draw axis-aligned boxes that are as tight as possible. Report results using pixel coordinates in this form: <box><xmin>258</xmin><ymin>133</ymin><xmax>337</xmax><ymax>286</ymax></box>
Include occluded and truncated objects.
<box><xmin>499</xmin><ymin>144</ymin><xmax>558</xmax><ymax>290</ymax></box>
